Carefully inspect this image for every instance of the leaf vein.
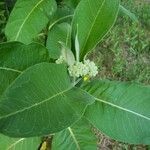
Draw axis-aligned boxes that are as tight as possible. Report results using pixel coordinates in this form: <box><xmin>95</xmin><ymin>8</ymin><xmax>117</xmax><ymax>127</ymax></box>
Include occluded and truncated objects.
<box><xmin>95</xmin><ymin>98</ymin><xmax>150</xmax><ymax>121</ymax></box>
<box><xmin>14</xmin><ymin>0</ymin><xmax>44</xmax><ymax>40</ymax></box>
<box><xmin>68</xmin><ymin>127</ymin><xmax>80</xmax><ymax>150</ymax></box>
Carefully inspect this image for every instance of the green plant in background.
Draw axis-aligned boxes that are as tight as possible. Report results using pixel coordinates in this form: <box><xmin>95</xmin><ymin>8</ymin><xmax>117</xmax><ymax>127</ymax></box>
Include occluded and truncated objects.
<box><xmin>0</xmin><ymin>0</ymin><xmax>150</xmax><ymax>149</ymax></box>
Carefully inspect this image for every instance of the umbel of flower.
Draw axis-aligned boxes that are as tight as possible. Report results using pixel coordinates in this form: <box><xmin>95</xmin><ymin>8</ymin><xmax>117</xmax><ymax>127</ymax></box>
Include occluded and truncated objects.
<box><xmin>84</xmin><ymin>59</ymin><xmax>98</xmax><ymax>77</ymax></box>
<box><xmin>68</xmin><ymin>60</ymin><xmax>98</xmax><ymax>78</ymax></box>
<box><xmin>55</xmin><ymin>40</ymin><xmax>98</xmax><ymax>78</ymax></box>
<box><xmin>56</xmin><ymin>56</ymin><xmax>98</xmax><ymax>78</ymax></box>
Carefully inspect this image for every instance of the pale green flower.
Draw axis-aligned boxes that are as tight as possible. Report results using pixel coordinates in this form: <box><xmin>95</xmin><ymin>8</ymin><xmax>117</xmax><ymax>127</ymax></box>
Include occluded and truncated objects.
<box><xmin>55</xmin><ymin>56</ymin><xmax>65</xmax><ymax>64</ymax></box>
<box><xmin>55</xmin><ymin>55</ymin><xmax>98</xmax><ymax>78</ymax></box>
<box><xmin>84</xmin><ymin>59</ymin><xmax>98</xmax><ymax>77</ymax></box>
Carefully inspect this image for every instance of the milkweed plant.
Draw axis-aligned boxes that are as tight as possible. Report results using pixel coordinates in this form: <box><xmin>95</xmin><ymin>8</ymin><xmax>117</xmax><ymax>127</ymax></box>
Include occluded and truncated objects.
<box><xmin>0</xmin><ymin>0</ymin><xmax>150</xmax><ymax>149</ymax></box>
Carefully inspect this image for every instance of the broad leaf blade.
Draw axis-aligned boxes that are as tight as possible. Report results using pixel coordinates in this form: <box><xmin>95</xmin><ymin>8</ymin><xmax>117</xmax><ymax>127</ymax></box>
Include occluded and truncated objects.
<box><xmin>83</xmin><ymin>80</ymin><xmax>150</xmax><ymax>144</ymax></box>
<box><xmin>47</xmin><ymin>23</ymin><xmax>71</xmax><ymax>59</ymax></box>
<box><xmin>72</xmin><ymin>0</ymin><xmax>119</xmax><ymax>59</ymax></box>
<box><xmin>0</xmin><ymin>42</ymin><xmax>48</xmax><ymax>97</ymax></box>
<box><xmin>52</xmin><ymin>118</ymin><xmax>97</xmax><ymax>150</ymax></box>
<box><xmin>5</xmin><ymin>0</ymin><xmax>57</xmax><ymax>44</ymax></box>
<box><xmin>0</xmin><ymin>134</ymin><xmax>40</xmax><ymax>150</ymax></box>
<box><xmin>0</xmin><ymin>63</ymin><xmax>94</xmax><ymax>137</ymax></box>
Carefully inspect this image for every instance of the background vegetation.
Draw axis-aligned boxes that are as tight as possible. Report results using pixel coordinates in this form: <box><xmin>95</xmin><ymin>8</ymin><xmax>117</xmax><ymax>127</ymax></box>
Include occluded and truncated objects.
<box><xmin>89</xmin><ymin>0</ymin><xmax>150</xmax><ymax>149</ymax></box>
<box><xmin>90</xmin><ymin>0</ymin><xmax>150</xmax><ymax>86</ymax></box>
<box><xmin>0</xmin><ymin>0</ymin><xmax>149</xmax><ymax>149</ymax></box>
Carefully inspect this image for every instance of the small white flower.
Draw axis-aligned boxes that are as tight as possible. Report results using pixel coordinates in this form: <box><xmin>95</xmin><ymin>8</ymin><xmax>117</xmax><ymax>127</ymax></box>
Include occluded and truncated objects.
<box><xmin>55</xmin><ymin>53</ymin><xmax>98</xmax><ymax>78</ymax></box>
<box><xmin>84</xmin><ymin>59</ymin><xmax>98</xmax><ymax>77</ymax></box>
<box><xmin>55</xmin><ymin>56</ymin><xmax>65</xmax><ymax>64</ymax></box>
<box><xmin>68</xmin><ymin>59</ymin><xmax>98</xmax><ymax>78</ymax></box>
<box><xmin>68</xmin><ymin>62</ymin><xmax>83</xmax><ymax>77</ymax></box>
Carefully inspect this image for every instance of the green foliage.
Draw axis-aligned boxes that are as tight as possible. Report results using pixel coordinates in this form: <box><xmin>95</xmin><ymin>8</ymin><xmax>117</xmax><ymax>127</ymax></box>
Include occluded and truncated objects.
<box><xmin>119</xmin><ymin>5</ymin><xmax>138</xmax><ymax>22</ymax></box>
<box><xmin>0</xmin><ymin>134</ymin><xmax>40</xmax><ymax>150</ymax></box>
<box><xmin>83</xmin><ymin>80</ymin><xmax>150</xmax><ymax>144</ymax></box>
<box><xmin>92</xmin><ymin>1</ymin><xmax>150</xmax><ymax>84</ymax></box>
<box><xmin>0</xmin><ymin>63</ymin><xmax>94</xmax><ymax>137</ymax></box>
<box><xmin>0</xmin><ymin>0</ymin><xmax>149</xmax><ymax>149</ymax></box>
<box><xmin>0</xmin><ymin>42</ymin><xmax>49</xmax><ymax>96</ymax></box>
<box><xmin>0</xmin><ymin>2</ymin><xmax>7</xmax><ymax>42</ymax></box>
<box><xmin>47</xmin><ymin>22</ymin><xmax>71</xmax><ymax>59</ymax></box>
<box><xmin>72</xmin><ymin>0</ymin><xmax>119</xmax><ymax>60</ymax></box>
<box><xmin>5</xmin><ymin>0</ymin><xmax>57</xmax><ymax>44</ymax></box>
<box><xmin>52</xmin><ymin>118</ymin><xmax>97</xmax><ymax>150</ymax></box>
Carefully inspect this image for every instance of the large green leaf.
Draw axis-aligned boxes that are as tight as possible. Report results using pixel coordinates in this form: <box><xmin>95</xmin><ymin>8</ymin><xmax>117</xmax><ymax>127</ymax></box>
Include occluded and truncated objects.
<box><xmin>0</xmin><ymin>134</ymin><xmax>40</xmax><ymax>150</ymax></box>
<box><xmin>47</xmin><ymin>23</ymin><xmax>71</xmax><ymax>59</ymax></box>
<box><xmin>5</xmin><ymin>0</ymin><xmax>57</xmax><ymax>44</ymax></box>
<box><xmin>83</xmin><ymin>80</ymin><xmax>150</xmax><ymax>144</ymax></box>
<box><xmin>0</xmin><ymin>42</ymin><xmax>48</xmax><ymax>97</ymax></box>
<box><xmin>52</xmin><ymin>118</ymin><xmax>97</xmax><ymax>150</ymax></box>
<box><xmin>72</xmin><ymin>0</ymin><xmax>119</xmax><ymax>59</ymax></box>
<box><xmin>0</xmin><ymin>63</ymin><xmax>94</xmax><ymax>137</ymax></box>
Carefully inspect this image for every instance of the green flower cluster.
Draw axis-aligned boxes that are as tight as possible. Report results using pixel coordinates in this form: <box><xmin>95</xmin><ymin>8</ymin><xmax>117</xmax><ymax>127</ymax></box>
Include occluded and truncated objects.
<box><xmin>56</xmin><ymin>56</ymin><xmax>98</xmax><ymax>78</ymax></box>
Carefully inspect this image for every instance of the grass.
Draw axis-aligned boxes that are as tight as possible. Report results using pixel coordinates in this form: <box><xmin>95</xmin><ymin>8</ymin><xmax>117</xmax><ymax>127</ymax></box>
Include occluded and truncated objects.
<box><xmin>89</xmin><ymin>0</ymin><xmax>150</xmax><ymax>149</ymax></box>
<box><xmin>90</xmin><ymin>0</ymin><xmax>150</xmax><ymax>85</ymax></box>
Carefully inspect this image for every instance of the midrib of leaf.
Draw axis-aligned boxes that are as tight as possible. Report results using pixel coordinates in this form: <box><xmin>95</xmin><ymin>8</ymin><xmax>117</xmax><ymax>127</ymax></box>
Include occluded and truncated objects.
<box><xmin>7</xmin><ymin>138</ymin><xmax>25</xmax><ymax>150</ymax></box>
<box><xmin>14</xmin><ymin>0</ymin><xmax>44</xmax><ymax>40</ymax></box>
<box><xmin>95</xmin><ymin>98</ymin><xmax>150</xmax><ymax>121</ymax></box>
<box><xmin>65</xmin><ymin>26</ymin><xmax>70</xmax><ymax>46</ymax></box>
<box><xmin>80</xmin><ymin>0</ymin><xmax>106</xmax><ymax>54</ymax></box>
<box><xmin>68</xmin><ymin>127</ymin><xmax>80</xmax><ymax>150</ymax></box>
<box><xmin>0</xmin><ymin>87</ymin><xmax>72</xmax><ymax>120</ymax></box>
<box><xmin>0</xmin><ymin>67</ymin><xmax>22</xmax><ymax>73</ymax></box>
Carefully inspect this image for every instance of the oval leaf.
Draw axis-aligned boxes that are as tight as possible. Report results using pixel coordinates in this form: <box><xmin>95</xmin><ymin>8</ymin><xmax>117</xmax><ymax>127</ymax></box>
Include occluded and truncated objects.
<box><xmin>83</xmin><ymin>80</ymin><xmax>150</xmax><ymax>144</ymax></box>
<box><xmin>47</xmin><ymin>23</ymin><xmax>71</xmax><ymax>59</ymax></box>
<box><xmin>0</xmin><ymin>42</ymin><xmax>48</xmax><ymax>97</ymax></box>
<box><xmin>72</xmin><ymin>0</ymin><xmax>119</xmax><ymax>59</ymax></box>
<box><xmin>52</xmin><ymin>118</ymin><xmax>97</xmax><ymax>150</ymax></box>
<box><xmin>5</xmin><ymin>0</ymin><xmax>57</xmax><ymax>44</ymax></box>
<box><xmin>0</xmin><ymin>63</ymin><xmax>94</xmax><ymax>137</ymax></box>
